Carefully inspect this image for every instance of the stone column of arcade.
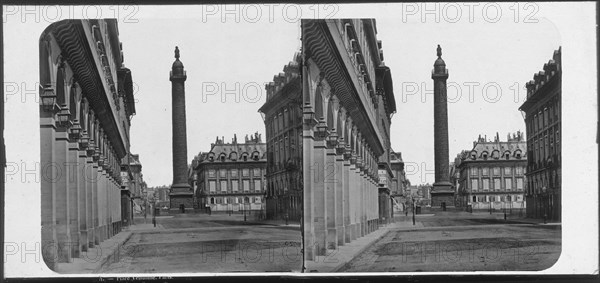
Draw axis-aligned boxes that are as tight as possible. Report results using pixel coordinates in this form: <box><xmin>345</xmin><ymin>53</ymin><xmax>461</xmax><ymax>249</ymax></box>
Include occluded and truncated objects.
<box><xmin>85</xmin><ymin>130</ymin><xmax>95</xmax><ymax>248</ymax></box>
<box><xmin>55</xmin><ymin>125</ymin><xmax>72</xmax><ymax>262</ymax></box>
<box><xmin>91</xmin><ymin>127</ymin><xmax>100</xmax><ymax>246</ymax></box>
<box><xmin>313</xmin><ymin>118</ymin><xmax>328</xmax><ymax>255</ymax></box>
<box><xmin>349</xmin><ymin>128</ymin><xmax>358</xmax><ymax>241</ymax></box>
<box><xmin>335</xmin><ymin>130</ymin><xmax>345</xmax><ymax>246</ymax></box>
<box><xmin>67</xmin><ymin>121</ymin><xmax>81</xmax><ymax>258</ymax></box>
<box><xmin>325</xmin><ymin>129</ymin><xmax>338</xmax><ymax>250</ymax></box>
<box><xmin>302</xmin><ymin>76</ymin><xmax>317</xmax><ymax>260</ymax></box>
<box><xmin>78</xmin><ymin>128</ymin><xmax>89</xmax><ymax>253</ymax></box>
<box><xmin>342</xmin><ymin>124</ymin><xmax>352</xmax><ymax>243</ymax></box>
<box><xmin>40</xmin><ymin>105</ymin><xmax>58</xmax><ymax>268</ymax></box>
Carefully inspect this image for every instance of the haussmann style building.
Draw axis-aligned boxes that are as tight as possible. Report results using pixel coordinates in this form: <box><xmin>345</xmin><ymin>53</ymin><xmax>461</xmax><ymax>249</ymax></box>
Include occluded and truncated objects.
<box><xmin>259</xmin><ymin>53</ymin><xmax>303</xmax><ymax>222</ymax></box>
<box><xmin>454</xmin><ymin>133</ymin><xmax>527</xmax><ymax>212</ymax></box>
<box><xmin>301</xmin><ymin>19</ymin><xmax>396</xmax><ymax>260</ymax></box>
<box><xmin>39</xmin><ymin>19</ymin><xmax>136</xmax><ymax>270</ymax></box>
<box><xmin>193</xmin><ymin>134</ymin><xmax>267</xmax><ymax>215</ymax></box>
<box><xmin>519</xmin><ymin>47</ymin><xmax>561</xmax><ymax>221</ymax></box>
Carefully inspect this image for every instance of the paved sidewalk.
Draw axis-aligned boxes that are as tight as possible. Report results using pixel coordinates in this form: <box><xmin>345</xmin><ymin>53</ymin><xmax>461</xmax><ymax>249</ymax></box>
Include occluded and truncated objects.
<box><xmin>305</xmin><ymin>221</ymin><xmax>404</xmax><ymax>273</ymax></box>
<box><xmin>54</xmin><ymin>222</ymin><xmax>166</xmax><ymax>274</ymax></box>
<box><xmin>54</xmin><ymin>230</ymin><xmax>133</xmax><ymax>274</ymax></box>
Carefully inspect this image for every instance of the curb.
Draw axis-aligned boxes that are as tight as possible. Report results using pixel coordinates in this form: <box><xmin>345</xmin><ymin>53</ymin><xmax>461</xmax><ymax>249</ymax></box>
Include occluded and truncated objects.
<box><xmin>329</xmin><ymin>225</ymin><xmax>395</xmax><ymax>272</ymax></box>
<box><xmin>93</xmin><ymin>231</ymin><xmax>133</xmax><ymax>273</ymax></box>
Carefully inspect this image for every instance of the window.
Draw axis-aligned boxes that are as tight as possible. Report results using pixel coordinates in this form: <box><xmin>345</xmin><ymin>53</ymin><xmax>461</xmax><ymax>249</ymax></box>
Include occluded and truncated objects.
<box><xmin>505</xmin><ymin>178</ymin><xmax>513</xmax><ymax>190</ymax></box>
<box><xmin>243</xmin><ymin>180</ymin><xmax>250</xmax><ymax>191</ymax></box>
<box><xmin>482</xmin><ymin>167</ymin><xmax>489</xmax><ymax>176</ymax></box>
<box><xmin>493</xmin><ymin>167</ymin><xmax>500</xmax><ymax>176</ymax></box>
<box><xmin>230</xmin><ymin>169</ymin><xmax>238</xmax><ymax>178</ymax></box>
<box><xmin>516</xmin><ymin>166</ymin><xmax>524</xmax><ymax>175</ymax></box>
<box><xmin>210</xmin><ymin>197</ymin><xmax>215</xmax><ymax>204</ymax></box>
<box><xmin>516</xmin><ymin>178</ymin><xmax>524</xmax><ymax>190</ymax></box>
<box><xmin>219</xmin><ymin>169</ymin><xmax>227</xmax><ymax>178</ymax></box>
<box><xmin>242</xmin><ymin>169</ymin><xmax>249</xmax><ymax>177</ymax></box>
<box><xmin>482</xmin><ymin>179</ymin><xmax>489</xmax><ymax>190</ymax></box>
<box><xmin>208</xmin><ymin>170</ymin><xmax>216</xmax><ymax>178</ymax></box>
<box><xmin>209</xmin><ymin>181</ymin><xmax>216</xmax><ymax>192</ymax></box>
<box><xmin>504</xmin><ymin>167</ymin><xmax>512</xmax><ymax>175</ymax></box>
<box><xmin>223</xmin><ymin>197</ymin><xmax>228</xmax><ymax>204</ymax></box>
<box><xmin>253</xmin><ymin>168</ymin><xmax>261</xmax><ymax>177</ymax></box>
<box><xmin>506</xmin><ymin>195</ymin><xmax>511</xmax><ymax>202</ymax></box>
<box><xmin>220</xmin><ymin>180</ymin><xmax>227</xmax><ymax>192</ymax></box>
<box><xmin>472</xmin><ymin>196</ymin><xmax>477</xmax><ymax>202</ymax></box>
<box><xmin>471</xmin><ymin>179</ymin><xmax>479</xmax><ymax>191</ymax></box>
<box><xmin>470</xmin><ymin>167</ymin><xmax>478</xmax><ymax>176</ymax></box>
<box><xmin>232</xmin><ymin>180</ymin><xmax>239</xmax><ymax>192</ymax></box>
<box><xmin>254</xmin><ymin>180</ymin><xmax>261</xmax><ymax>192</ymax></box>
<box><xmin>493</xmin><ymin>178</ymin><xmax>501</xmax><ymax>191</ymax></box>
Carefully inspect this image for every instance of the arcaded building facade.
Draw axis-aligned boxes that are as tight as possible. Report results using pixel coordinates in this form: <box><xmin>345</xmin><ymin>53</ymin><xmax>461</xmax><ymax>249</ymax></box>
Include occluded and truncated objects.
<box><xmin>39</xmin><ymin>19</ymin><xmax>135</xmax><ymax>269</ymax></box>
<box><xmin>520</xmin><ymin>47</ymin><xmax>562</xmax><ymax>221</ymax></box>
<box><xmin>259</xmin><ymin>53</ymin><xmax>303</xmax><ymax>222</ymax></box>
<box><xmin>455</xmin><ymin>133</ymin><xmax>527</xmax><ymax>211</ymax></box>
<box><xmin>301</xmin><ymin>19</ymin><xmax>395</xmax><ymax>260</ymax></box>
<box><xmin>194</xmin><ymin>134</ymin><xmax>267</xmax><ymax>214</ymax></box>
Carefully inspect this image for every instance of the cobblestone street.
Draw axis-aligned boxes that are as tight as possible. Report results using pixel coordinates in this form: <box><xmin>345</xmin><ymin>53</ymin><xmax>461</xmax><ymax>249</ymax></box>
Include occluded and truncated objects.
<box><xmin>338</xmin><ymin>213</ymin><xmax>561</xmax><ymax>272</ymax></box>
<box><xmin>99</xmin><ymin>214</ymin><xmax>302</xmax><ymax>273</ymax></box>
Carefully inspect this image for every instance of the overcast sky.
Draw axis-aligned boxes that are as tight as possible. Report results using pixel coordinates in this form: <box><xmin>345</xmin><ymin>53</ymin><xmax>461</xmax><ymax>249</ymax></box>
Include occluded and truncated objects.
<box><xmin>2</xmin><ymin>3</ymin><xmax>591</xmax><ymax>189</ymax></box>
<box><xmin>3</xmin><ymin>2</ymin><xmax>598</xmax><ymax>277</ymax></box>
<box><xmin>0</xmin><ymin>3</ymin><xmax>585</xmax><ymax>188</ymax></box>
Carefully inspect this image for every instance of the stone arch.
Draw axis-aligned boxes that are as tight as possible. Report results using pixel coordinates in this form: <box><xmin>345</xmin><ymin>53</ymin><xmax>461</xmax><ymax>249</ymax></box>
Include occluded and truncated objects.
<box><xmin>70</xmin><ymin>82</ymin><xmax>83</xmax><ymax>122</ymax></box>
<box><xmin>39</xmin><ymin>36</ymin><xmax>53</xmax><ymax>90</ymax></box>
<box><xmin>337</xmin><ymin>108</ymin><xmax>345</xmax><ymax>137</ymax></box>
<box><xmin>326</xmin><ymin>97</ymin><xmax>335</xmax><ymax>130</ymax></box>
<box><xmin>315</xmin><ymin>85</ymin><xmax>324</xmax><ymax>120</ymax></box>
<box><xmin>56</xmin><ymin>66</ymin><xmax>67</xmax><ymax>106</ymax></box>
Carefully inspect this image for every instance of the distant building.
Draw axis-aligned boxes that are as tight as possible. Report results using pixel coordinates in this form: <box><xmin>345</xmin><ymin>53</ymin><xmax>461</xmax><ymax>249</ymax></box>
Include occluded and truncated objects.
<box><xmin>122</xmin><ymin>153</ymin><xmax>145</xmax><ymax>215</ymax></box>
<box><xmin>147</xmin><ymin>185</ymin><xmax>170</xmax><ymax>209</ymax></box>
<box><xmin>455</xmin><ymin>133</ymin><xmax>527</xmax><ymax>212</ymax></box>
<box><xmin>407</xmin><ymin>184</ymin><xmax>431</xmax><ymax>206</ymax></box>
<box><xmin>390</xmin><ymin>151</ymin><xmax>410</xmax><ymax>212</ymax></box>
<box><xmin>519</xmin><ymin>47</ymin><xmax>561</xmax><ymax>221</ymax></box>
<box><xmin>193</xmin><ymin>134</ymin><xmax>267</xmax><ymax>214</ymax></box>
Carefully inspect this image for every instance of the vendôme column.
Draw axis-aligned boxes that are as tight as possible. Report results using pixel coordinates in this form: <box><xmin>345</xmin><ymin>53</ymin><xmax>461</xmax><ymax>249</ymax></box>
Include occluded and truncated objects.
<box><xmin>169</xmin><ymin>46</ymin><xmax>194</xmax><ymax>212</ymax></box>
<box><xmin>431</xmin><ymin>45</ymin><xmax>455</xmax><ymax>208</ymax></box>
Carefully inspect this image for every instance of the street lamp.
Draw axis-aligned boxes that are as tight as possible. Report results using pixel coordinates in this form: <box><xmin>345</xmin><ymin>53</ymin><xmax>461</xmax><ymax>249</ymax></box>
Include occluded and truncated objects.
<box><xmin>41</xmin><ymin>84</ymin><xmax>58</xmax><ymax>112</ymax></box>
<box><xmin>411</xmin><ymin>197</ymin><xmax>416</xmax><ymax>226</ymax></box>
<box><xmin>56</xmin><ymin>104</ymin><xmax>72</xmax><ymax>128</ymax></box>
<box><xmin>315</xmin><ymin>118</ymin><xmax>329</xmax><ymax>140</ymax></box>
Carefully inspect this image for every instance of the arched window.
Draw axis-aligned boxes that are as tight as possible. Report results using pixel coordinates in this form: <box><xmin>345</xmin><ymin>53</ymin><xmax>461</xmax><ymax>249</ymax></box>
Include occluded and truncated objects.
<box><xmin>210</xmin><ymin>197</ymin><xmax>215</xmax><ymax>204</ymax></box>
